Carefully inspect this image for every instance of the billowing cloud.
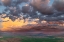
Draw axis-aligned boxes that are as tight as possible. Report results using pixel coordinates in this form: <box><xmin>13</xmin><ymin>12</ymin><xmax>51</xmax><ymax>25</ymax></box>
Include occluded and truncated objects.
<box><xmin>1</xmin><ymin>0</ymin><xmax>29</xmax><ymax>6</ymax></box>
<box><xmin>30</xmin><ymin>0</ymin><xmax>54</xmax><ymax>15</ymax></box>
<box><xmin>53</xmin><ymin>0</ymin><xmax>64</xmax><ymax>11</ymax></box>
<box><xmin>22</xmin><ymin>5</ymin><xmax>30</xmax><ymax>13</ymax></box>
<box><xmin>1</xmin><ymin>0</ymin><xmax>64</xmax><ymax>22</ymax></box>
<box><xmin>1</xmin><ymin>0</ymin><xmax>11</xmax><ymax>6</ymax></box>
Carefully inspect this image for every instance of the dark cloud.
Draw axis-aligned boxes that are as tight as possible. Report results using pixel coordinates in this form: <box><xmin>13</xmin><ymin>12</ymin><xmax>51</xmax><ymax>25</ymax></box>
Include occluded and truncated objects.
<box><xmin>0</xmin><ymin>2</ymin><xmax>2</xmax><ymax>5</ymax></box>
<box><xmin>30</xmin><ymin>0</ymin><xmax>54</xmax><ymax>15</ymax></box>
<box><xmin>1</xmin><ymin>0</ymin><xmax>29</xmax><ymax>6</ymax></box>
<box><xmin>9</xmin><ymin>16</ymin><xmax>18</xmax><ymax>21</ymax></box>
<box><xmin>16</xmin><ymin>0</ymin><xmax>29</xmax><ymax>4</ymax></box>
<box><xmin>22</xmin><ymin>5</ymin><xmax>37</xmax><ymax>17</ymax></box>
<box><xmin>1</xmin><ymin>0</ymin><xmax>64</xmax><ymax>22</ymax></box>
<box><xmin>53</xmin><ymin>0</ymin><xmax>64</xmax><ymax>11</ymax></box>
<box><xmin>1</xmin><ymin>0</ymin><xmax>11</xmax><ymax>6</ymax></box>
<box><xmin>22</xmin><ymin>5</ymin><xmax>30</xmax><ymax>13</ymax></box>
<box><xmin>9</xmin><ymin>7</ymin><xmax>21</xmax><ymax>16</ymax></box>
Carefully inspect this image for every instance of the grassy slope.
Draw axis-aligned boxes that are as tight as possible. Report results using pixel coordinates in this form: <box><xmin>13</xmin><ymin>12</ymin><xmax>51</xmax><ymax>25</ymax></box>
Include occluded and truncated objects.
<box><xmin>0</xmin><ymin>36</ymin><xmax>64</xmax><ymax>42</ymax></box>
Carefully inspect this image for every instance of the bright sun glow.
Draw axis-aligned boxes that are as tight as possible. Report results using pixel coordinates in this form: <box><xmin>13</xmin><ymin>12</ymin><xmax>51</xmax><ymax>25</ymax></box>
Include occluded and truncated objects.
<box><xmin>1</xmin><ymin>17</ymin><xmax>38</xmax><ymax>31</ymax></box>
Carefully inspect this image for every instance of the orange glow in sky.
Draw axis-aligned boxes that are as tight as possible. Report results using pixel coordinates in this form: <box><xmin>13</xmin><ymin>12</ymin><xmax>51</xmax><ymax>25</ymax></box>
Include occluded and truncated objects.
<box><xmin>1</xmin><ymin>17</ymin><xmax>38</xmax><ymax>31</ymax></box>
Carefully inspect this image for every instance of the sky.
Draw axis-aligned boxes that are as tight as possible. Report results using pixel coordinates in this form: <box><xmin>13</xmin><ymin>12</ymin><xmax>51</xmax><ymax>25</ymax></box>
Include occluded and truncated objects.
<box><xmin>0</xmin><ymin>0</ymin><xmax>64</xmax><ymax>31</ymax></box>
<box><xmin>49</xmin><ymin>0</ymin><xmax>54</xmax><ymax>5</ymax></box>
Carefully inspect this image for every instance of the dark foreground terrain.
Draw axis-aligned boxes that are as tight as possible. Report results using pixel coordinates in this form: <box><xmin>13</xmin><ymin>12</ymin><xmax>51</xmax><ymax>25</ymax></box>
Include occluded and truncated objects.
<box><xmin>0</xmin><ymin>36</ymin><xmax>64</xmax><ymax>42</ymax></box>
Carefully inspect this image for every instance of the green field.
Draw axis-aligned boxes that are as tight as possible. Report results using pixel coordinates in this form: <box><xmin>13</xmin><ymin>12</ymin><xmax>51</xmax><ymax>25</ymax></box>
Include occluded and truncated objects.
<box><xmin>0</xmin><ymin>36</ymin><xmax>64</xmax><ymax>42</ymax></box>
